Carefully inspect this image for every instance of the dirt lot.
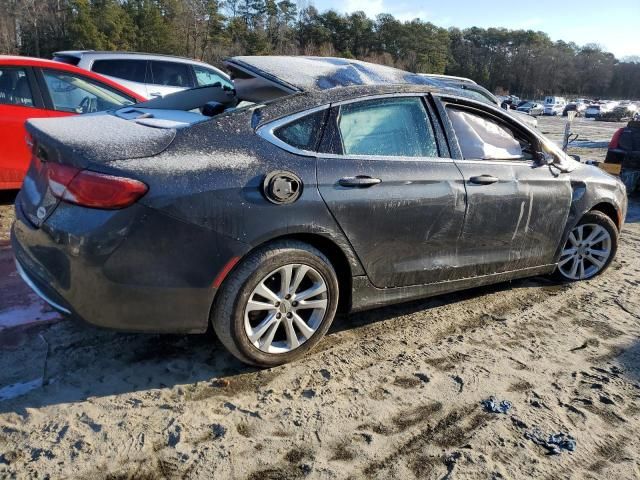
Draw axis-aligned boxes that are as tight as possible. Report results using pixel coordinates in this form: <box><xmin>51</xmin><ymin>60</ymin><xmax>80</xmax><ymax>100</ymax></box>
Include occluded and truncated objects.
<box><xmin>1</xmin><ymin>117</ymin><xmax>639</xmax><ymax>479</ymax></box>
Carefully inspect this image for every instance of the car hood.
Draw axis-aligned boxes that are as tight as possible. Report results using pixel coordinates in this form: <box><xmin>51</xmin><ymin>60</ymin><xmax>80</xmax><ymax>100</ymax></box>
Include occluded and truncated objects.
<box><xmin>224</xmin><ymin>56</ymin><xmax>433</xmax><ymax>102</ymax></box>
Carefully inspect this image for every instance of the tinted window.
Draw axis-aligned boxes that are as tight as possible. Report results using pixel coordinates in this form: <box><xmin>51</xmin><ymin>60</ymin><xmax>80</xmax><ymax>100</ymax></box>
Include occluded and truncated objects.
<box><xmin>275</xmin><ymin>110</ymin><xmax>327</xmax><ymax>151</ymax></box>
<box><xmin>193</xmin><ymin>65</ymin><xmax>233</xmax><ymax>89</ymax></box>
<box><xmin>447</xmin><ymin>108</ymin><xmax>534</xmax><ymax>160</ymax></box>
<box><xmin>53</xmin><ymin>55</ymin><xmax>80</xmax><ymax>66</ymax></box>
<box><xmin>150</xmin><ymin>61</ymin><xmax>193</xmax><ymax>88</ymax></box>
<box><xmin>0</xmin><ymin>67</ymin><xmax>34</xmax><ymax>107</ymax></box>
<box><xmin>338</xmin><ymin>97</ymin><xmax>438</xmax><ymax>157</ymax></box>
<box><xmin>92</xmin><ymin>59</ymin><xmax>147</xmax><ymax>83</ymax></box>
<box><xmin>43</xmin><ymin>70</ymin><xmax>136</xmax><ymax>113</ymax></box>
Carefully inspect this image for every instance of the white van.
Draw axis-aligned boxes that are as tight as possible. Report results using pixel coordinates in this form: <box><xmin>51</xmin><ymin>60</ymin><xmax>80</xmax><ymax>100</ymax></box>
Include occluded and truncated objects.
<box><xmin>543</xmin><ymin>96</ymin><xmax>567</xmax><ymax>116</ymax></box>
<box><xmin>52</xmin><ymin>51</ymin><xmax>233</xmax><ymax>100</ymax></box>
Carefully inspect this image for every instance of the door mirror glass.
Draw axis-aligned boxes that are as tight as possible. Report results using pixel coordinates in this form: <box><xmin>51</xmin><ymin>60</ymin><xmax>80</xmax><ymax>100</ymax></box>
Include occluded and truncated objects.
<box><xmin>202</xmin><ymin>101</ymin><xmax>226</xmax><ymax>117</ymax></box>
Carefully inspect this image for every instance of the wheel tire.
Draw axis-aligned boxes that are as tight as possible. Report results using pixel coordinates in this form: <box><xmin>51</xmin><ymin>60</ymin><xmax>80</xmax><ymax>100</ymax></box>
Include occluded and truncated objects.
<box><xmin>553</xmin><ymin>211</ymin><xmax>618</xmax><ymax>282</ymax></box>
<box><xmin>211</xmin><ymin>240</ymin><xmax>339</xmax><ymax>367</ymax></box>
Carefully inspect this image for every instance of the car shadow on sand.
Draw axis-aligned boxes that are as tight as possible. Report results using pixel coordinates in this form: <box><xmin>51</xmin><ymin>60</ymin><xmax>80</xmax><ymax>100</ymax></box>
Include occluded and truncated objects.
<box><xmin>0</xmin><ymin>275</ymin><xmax>555</xmax><ymax>415</ymax></box>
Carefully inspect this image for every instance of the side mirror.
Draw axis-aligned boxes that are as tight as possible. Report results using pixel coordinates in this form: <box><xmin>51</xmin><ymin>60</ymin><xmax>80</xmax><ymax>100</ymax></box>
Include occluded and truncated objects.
<box><xmin>536</xmin><ymin>151</ymin><xmax>555</xmax><ymax>166</ymax></box>
<box><xmin>202</xmin><ymin>101</ymin><xmax>226</xmax><ymax>117</ymax></box>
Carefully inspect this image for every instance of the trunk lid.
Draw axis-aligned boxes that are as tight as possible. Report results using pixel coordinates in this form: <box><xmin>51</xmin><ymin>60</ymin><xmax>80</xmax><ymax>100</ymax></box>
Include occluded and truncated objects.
<box><xmin>20</xmin><ymin>113</ymin><xmax>176</xmax><ymax>227</ymax></box>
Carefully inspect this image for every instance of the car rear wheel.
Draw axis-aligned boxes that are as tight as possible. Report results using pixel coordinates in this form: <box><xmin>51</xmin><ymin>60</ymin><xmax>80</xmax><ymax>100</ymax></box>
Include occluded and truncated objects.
<box><xmin>211</xmin><ymin>240</ymin><xmax>339</xmax><ymax>367</ymax></box>
<box><xmin>554</xmin><ymin>211</ymin><xmax>618</xmax><ymax>281</ymax></box>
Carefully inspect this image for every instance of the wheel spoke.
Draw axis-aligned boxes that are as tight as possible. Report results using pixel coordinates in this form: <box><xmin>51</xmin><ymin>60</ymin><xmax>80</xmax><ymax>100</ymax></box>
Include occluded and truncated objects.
<box><xmin>561</xmin><ymin>247</ymin><xmax>577</xmax><ymax>257</ymax></box>
<box><xmin>248</xmin><ymin>312</ymin><xmax>279</xmax><ymax>343</ymax></box>
<box><xmin>558</xmin><ymin>254</ymin><xmax>575</xmax><ymax>267</ymax></box>
<box><xmin>292</xmin><ymin>312</ymin><xmax>315</xmax><ymax>339</ymax></box>
<box><xmin>576</xmin><ymin>225</ymin><xmax>585</xmax><ymax>243</ymax></box>
<box><xmin>569</xmin><ymin>257</ymin><xmax>580</xmax><ymax>278</ymax></box>
<box><xmin>297</xmin><ymin>299</ymin><xmax>327</xmax><ymax>310</ymax></box>
<box><xmin>578</xmin><ymin>258</ymin><xmax>585</xmax><ymax>279</ymax></box>
<box><xmin>290</xmin><ymin>265</ymin><xmax>310</xmax><ymax>295</ymax></box>
<box><xmin>589</xmin><ymin>248</ymin><xmax>609</xmax><ymax>258</ymax></box>
<box><xmin>586</xmin><ymin>254</ymin><xmax>604</xmax><ymax>268</ymax></box>
<box><xmin>295</xmin><ymin>283</ymin><xmax>327</xmax><ymax>301</ymax></box>
<box><xmin>586</xmin><ymin>226</ymin><xmax>608</xmax><ymax>245</ymax></box>
<box><xmin>279</xmin><ymin>265</ymin><xmax>293</xmax><ymax>297</ymax></box>
<box><xmin>283</xmin><ymin>317</ymin><xmax>300</xmax><ymax>349</ymax></box>
<box><xmin>254</xmin><ymin>282</ymin><xmax>280</xmax><ymax>304</ymax></box>
<box><xmin>246</xmin><ymin>300</ymin><xmax>277</xmax><ymax>312</ymax></box>
<box><xmin>260</xmin><ymin>320</ymin><xmax>280</xmax><ymax>350</ymax></box>
<box><xmin>568</xmin><ymin>232</ymin><xmax>579</xmax><ymax>247</ymax></box>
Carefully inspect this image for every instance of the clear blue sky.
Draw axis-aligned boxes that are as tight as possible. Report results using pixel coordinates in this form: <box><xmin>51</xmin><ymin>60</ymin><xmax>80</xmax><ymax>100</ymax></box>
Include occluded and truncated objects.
<box><xmin>310</xmin><ymin>0</ymin><xmax>639</xmax><ymax>59</ymax></box>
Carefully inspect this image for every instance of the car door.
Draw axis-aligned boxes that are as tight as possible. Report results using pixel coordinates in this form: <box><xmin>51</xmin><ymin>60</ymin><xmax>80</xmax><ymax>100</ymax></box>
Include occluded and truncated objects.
<box><xmin>438</xmin><ymin>99</ymin><xmax>572</xmax><ymax>277</ymax></box>
<box><xmin>316</xmin><ymin>95</ymin><xmax>467</xmax><ymax>288</ymax></box>
<box><xmin>0</xmin><ymin>66</ymin><xmax>50</xmax><ymax>189</ymax></box>
<box><xmin>148</xmin><ymin>60</ymin><xmax>194</xmax><ymax>98</ymax></box>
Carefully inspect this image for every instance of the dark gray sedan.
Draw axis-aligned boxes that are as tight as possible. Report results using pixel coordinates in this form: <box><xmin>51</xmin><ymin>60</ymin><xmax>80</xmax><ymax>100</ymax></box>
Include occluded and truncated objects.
<box><xmin>12</xmin><ymin>57</ymin><xmax>628</xmax><ymax>366</ymax></box>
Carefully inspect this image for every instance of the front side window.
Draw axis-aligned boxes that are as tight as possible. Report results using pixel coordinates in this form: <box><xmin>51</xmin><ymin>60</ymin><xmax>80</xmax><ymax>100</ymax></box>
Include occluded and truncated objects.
<box><xmin>337</xmin><ymin>97</ymin><xmax>438</xmax><ymax>157</ymax></box>
<box><xmin>149</xmin><ymin>61</ymin><xmax>193</xmax><ymax>88</ymax></box>
<box><xmin>193</xmin><ymin>65</ymin><xmax>233</xmax><ymax>90</ymax></box>
<box><xmin>447</xmin><ymin>108</ymin><xmax>534</xmax><ymax>161</ymax></box>
<box><xmin>0</xmin><ymin>67</ymin><xmax>34</xmax><ymax>107</ymax></box>
<box><xmin>43</xmin><ymin>70</ymin><xmax>136</xmax><ymax>113</ymax></box>
<box><xmin>92</xmin><ymin>59</ymin><xmax>147</xmax><ymax>83</ymax></box>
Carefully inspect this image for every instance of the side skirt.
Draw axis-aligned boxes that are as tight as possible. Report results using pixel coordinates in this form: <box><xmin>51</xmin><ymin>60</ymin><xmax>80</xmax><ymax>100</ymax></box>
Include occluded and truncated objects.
<box><xmin>350</xmin><ymin>264</ymin><xmax>556</xmax><ymax>312</ymax></box>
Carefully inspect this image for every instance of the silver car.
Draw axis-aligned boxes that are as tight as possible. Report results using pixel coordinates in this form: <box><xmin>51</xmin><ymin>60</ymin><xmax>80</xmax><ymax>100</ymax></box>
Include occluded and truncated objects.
<box><xmin>52</xmin><ymin>51</ymin><xmax>233</xmax><ymax>99</ymax></box>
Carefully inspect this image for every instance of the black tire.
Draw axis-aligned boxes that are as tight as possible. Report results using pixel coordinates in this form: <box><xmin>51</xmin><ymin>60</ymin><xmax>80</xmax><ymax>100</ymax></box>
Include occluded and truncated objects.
<box><xmin>211</xmin><ymin>240</ymin><xmax>339</xmax><ymax>367</ymax></box>
<box><xmin>552</xmin><ymin>210</ymin><xmax>618</xmax><ymax>282</ymax></box>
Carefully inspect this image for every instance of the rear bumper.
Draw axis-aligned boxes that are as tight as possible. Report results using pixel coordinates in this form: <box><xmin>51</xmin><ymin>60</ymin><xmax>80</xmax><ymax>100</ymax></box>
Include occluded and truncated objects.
<box><xmin>11</xmin><ymin>195</ymin><xmax>250</xmax><ymax>334</ymax></box>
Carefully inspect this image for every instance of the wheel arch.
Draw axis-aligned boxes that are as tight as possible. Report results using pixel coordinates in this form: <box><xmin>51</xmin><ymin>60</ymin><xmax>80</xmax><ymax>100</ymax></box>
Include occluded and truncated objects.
<box><xmin>590</xmin><ymin>201</ymin><xmax>621</xmax><ymax>231</ymax></box>
<box><xmin>214</xmin><ymin>232</ymin><xmax>357</xmax><ymax>314</ymax></box>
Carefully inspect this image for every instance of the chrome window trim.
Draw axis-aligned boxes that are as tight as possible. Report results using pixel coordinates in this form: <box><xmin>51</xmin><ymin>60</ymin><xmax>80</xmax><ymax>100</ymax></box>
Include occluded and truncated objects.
<box><xmin>256</xmin><ymin>93</ymin><xmax>454</xmax><ymax>162</ymax></box>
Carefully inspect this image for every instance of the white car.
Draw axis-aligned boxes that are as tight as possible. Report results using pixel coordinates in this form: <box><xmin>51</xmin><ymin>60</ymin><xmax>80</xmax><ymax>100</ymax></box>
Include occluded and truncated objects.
<box><xmin>52</xmin><ymin>51</ymin><xmax>233</xmax><ymax>99</ymax></box>
<box><xmin>543</xmin><ymin>96</ymin><xmax>567</xmax><ymax>116</ymax></box>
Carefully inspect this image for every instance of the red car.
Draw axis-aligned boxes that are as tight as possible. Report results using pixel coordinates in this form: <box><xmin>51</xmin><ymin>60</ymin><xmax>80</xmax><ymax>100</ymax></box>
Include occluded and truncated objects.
<box><xmin>0</xmin><ymin>56</ymin><xmax>145</xmax><ymax>190</ymax></box>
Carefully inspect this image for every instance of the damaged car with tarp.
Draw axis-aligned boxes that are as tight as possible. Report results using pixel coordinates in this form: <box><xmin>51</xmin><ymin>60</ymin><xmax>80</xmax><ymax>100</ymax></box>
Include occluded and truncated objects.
<box><xmin>12</xmin><ymin>56</ymin><xmax>628</xmax><ymax>366</ymax></box>
<box><xmin>605</xmin><ymin>120</ymin><xmax>640</xmax><ymax>193</ymax></box>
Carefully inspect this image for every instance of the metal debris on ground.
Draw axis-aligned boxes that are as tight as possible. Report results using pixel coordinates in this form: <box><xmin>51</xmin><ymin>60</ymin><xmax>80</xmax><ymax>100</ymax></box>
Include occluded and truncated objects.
<box><xmin>481</xmin><ymin>396</ymin><xmax>512</xmax><ymax>414</ymax></box>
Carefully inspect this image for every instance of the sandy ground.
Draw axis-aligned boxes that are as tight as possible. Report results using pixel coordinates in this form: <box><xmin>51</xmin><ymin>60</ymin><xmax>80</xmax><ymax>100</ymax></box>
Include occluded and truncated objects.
<box><xmin>1</xmin><ymin>117</ymin><xmax>639</xmax><ymax>479</ymax></box>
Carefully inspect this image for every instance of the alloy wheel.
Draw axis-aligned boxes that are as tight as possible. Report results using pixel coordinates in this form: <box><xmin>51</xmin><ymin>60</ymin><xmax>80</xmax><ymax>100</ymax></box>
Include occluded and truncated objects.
<box><xmin>244</xmin><ymin>264</ymin><xmax>328</xmax><ymax>354</ymax></box>
<box><xmin>557</xmin><ymin>223</ymin><xmax>612</xmax><ymax>280</ymax></box>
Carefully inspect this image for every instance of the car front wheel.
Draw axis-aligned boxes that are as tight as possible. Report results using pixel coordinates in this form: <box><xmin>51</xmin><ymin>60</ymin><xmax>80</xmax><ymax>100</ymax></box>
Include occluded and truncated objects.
<box><xmin>211</xmin><ymin>240</ymin><xmax>339</xmax><ymax>367</ymax></box>
<box><xmin>555</xmin><ymin>211</ymin><xmax>618</xmax><ymax>281</ymax></box>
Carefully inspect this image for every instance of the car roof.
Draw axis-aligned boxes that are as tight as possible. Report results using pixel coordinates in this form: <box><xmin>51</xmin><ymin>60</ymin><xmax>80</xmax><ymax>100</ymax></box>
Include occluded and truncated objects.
<box><xmin>54</xmin><ymin>50</ymin><xmax>216</xmax><ymax>66</ymax></box>
<box><xmin>225</xmin><ymin>56</ymin><xmax>436</xmax><ymax>94</ymax></box>
<box><xmin>0</xmin><ymin>55</ymin><xmax>146</xmax><ymax>101</ymax></box>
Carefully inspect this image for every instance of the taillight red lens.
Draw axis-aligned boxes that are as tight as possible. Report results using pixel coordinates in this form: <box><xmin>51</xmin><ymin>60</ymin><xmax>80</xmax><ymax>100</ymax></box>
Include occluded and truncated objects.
<box><xmin>609</xmin><ymin>128</ymin><xmax>624</xmax><ymax>149</ymax></box>
<box><xmin>47</xmin><ymin>164</ymin><xmax>147</xmax><ymax>209</ymax></box>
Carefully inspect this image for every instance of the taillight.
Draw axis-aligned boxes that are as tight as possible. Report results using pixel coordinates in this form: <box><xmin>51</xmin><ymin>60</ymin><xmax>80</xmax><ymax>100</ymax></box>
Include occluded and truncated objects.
<box><xmin>47</xmin><ymin>163</ymin><xmax>147</xmax><ymax>209</ymax></box>
<box><xmin>609</xmin><ymin>128</ymin><xmax>624</xmax><ymax>149</ymax></box>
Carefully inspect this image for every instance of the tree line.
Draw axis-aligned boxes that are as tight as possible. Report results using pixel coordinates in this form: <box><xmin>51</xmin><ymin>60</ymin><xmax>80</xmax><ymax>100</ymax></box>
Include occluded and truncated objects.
<box><xmin>0</xmin><ymin>0</ymin><xmax>638</xmax><ymax>99</ymax></box>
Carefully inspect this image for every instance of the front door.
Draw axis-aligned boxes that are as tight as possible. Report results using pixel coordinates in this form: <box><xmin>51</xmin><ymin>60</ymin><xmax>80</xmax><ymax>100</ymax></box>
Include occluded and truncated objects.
<box><xmin>0</xmin><ymin>66</ymin><xmax>50</xmax><ymax>189</ymax></box>
<box><xmin>441</xmin><ymin>102</ymin><xmax>572</xmax><ymax>276</ymax></box>
<box><xmin>317</xmin><ymin>95</ymin><xmax>467</xmax><ymax>288</ymax></box>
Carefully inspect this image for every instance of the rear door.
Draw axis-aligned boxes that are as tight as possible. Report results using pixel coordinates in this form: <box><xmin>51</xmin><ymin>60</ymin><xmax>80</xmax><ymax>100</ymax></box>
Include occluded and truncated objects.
<box><xmin>90</xmin><ymin>58</ymin><xmax>150</xmax><ymax>98</ymax></box>
<box><xmin>0</xmin><ymin>66</ymin><xmax>50</xmax><ymax>189</ymax></box>
<box><xmin>316</xmin><ymin>95</ymin><xmax>467</xmax><ymax>288</ymax></box>
<box><xmin>148</xmin><ymin>60</ymin><xmax>194</xmax><ymax>98</ymax></box>
<box><xmin>438</xmin><ymin>99</ymin><xmax>572</xmax><ymax>276</ymax></box>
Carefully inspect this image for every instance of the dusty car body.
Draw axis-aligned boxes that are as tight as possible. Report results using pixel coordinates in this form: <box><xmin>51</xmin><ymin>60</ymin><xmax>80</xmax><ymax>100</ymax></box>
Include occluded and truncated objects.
<box><xmin>13</xmin><ymin>56</ymin><xmax>628</xmax><ymax>366</ymax></box>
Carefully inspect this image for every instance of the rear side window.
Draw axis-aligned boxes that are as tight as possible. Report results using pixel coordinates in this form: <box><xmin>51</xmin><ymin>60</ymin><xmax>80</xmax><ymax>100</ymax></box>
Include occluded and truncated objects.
<box><xmin>193</xmin><ymin>65</ymin><xmax>233</xmax><ymax>89</ymax></box>
<box><xmin>337</xmin><ymin>97</ymin><xmax>438</xmax><ymax>157</ymax></box>
<box><xmin>274</xmin><ymin>110</ymin><xmax>327</xmax><ymax>152</ymax></box>
<box><xmin>149</xmin><ymin>61</ymin><xmax>193</xmax><ymax>88</ymax></box>
<box><xmin>0</xmin><ymin>67</ymin><xmax>34</xmax><ymax>107</ymax></box>
<box><xmin>92</xmin><ymin>59</ymin><xmax>147</xmax><ymax>83</ymax></box>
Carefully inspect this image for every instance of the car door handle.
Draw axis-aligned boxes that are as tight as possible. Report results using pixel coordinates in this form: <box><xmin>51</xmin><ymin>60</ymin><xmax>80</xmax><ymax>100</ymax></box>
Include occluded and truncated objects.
<box><xmin>469</xmin><ymin>175</ymin><xmax>499</xmax><ymax>185</ymax></box>
<box><xmin>338</xmin><ymin>176</ymin><xmax>382</xmax><ymax>188</ymax></box>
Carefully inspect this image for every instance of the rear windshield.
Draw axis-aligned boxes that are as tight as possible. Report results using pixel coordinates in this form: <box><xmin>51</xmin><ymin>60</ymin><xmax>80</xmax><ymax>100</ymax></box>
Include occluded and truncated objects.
<box><xmin>53</xmin><ymin>55</ymin><xmax>80</xmax><ymax>66</ymax></box>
